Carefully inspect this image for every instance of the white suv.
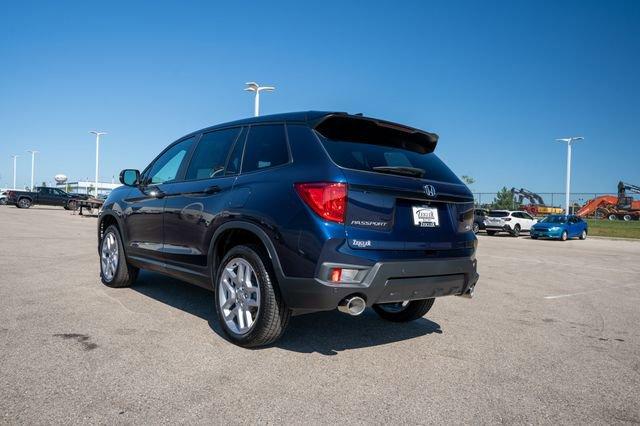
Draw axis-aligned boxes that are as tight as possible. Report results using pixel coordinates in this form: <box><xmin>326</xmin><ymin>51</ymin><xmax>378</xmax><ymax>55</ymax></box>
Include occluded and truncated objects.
<box><xmin>484</xmin><ymin>210</ymin><xmax>537</xmax><ymax>237</ymax></box>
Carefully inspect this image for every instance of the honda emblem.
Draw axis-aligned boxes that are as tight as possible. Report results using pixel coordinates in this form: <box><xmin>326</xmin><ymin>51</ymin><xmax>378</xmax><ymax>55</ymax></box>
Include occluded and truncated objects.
<box><xmin>424</xmin><ymin>184</ymin><xmax>436</xmax><ymax>197</ymax></box>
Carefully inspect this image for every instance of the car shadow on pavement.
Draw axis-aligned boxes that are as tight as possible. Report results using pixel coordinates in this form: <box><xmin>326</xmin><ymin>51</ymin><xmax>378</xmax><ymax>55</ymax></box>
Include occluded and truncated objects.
<box><xmin>132</xmin><ymin>271</ymin><xmax>443</xmax><ymax>355</ymax></box>
<box><xmin>276</xmin><ymin>311</ymin><xmax>442</xmax><ymax>355</ymax></box>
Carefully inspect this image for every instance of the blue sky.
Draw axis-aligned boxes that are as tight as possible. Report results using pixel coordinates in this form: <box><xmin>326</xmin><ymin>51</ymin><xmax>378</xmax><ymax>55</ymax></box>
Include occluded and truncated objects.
<box><xmin>1</xmin><ymin>0</ymin><xmax>639</xmax><ymax>194</ymax></box>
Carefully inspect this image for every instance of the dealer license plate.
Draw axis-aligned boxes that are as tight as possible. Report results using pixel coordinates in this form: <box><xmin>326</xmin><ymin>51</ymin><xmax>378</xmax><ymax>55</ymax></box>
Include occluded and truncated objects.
<box><xmin>412</xmin><ymin>206</ymin><xmax>439</xmax><ymax>227</ymax></box>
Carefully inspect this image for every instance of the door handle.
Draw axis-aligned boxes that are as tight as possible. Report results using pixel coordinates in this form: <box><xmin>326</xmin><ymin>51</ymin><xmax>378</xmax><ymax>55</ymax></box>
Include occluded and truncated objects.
<box><xmin>204</xmin><ymin>185</ymin><xmax>221</xmax><ymax>195</ymax></box>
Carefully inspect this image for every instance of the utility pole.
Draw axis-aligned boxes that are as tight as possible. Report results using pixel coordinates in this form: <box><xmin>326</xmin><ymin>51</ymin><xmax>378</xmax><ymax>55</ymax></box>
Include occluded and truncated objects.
<box><xmin>556</xmin><ymin>137</ymin><xmax>584</xmax><ymax>215</ymax></box>
<box><xmin>90</xmin><ymin>131</ymin><xmax>107</xmax><ymax>197</ymax></box>
<box><xmin>11</xmin><ymin>155</ymin><xmax>19</xmax><ymax>190</ymax></box>
<box><xmin>26</xmin><ymin>150</ymin><xmax>39</xmax><ymax>191</ymax></box>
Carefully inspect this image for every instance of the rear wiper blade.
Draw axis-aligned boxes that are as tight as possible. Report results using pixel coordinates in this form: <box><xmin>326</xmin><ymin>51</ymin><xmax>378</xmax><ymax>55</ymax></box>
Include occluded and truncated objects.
<box><xmin>372</xmin><ymin>166</ymin><xmax>425</xmax><ymax>178</ymax></box>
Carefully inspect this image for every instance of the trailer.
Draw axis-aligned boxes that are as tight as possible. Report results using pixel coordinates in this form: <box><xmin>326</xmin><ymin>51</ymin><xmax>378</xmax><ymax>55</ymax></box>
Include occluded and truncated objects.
<box><xmin>73</xmin><ymin>197</ymin><xmax>104</xmax><ymax>215</ymax></box>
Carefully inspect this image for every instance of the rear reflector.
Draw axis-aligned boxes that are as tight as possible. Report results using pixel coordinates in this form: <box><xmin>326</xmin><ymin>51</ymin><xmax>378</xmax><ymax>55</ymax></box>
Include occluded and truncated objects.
<box><xmin>330</xmin><ymin>268</ymin><xmax>342</xmax><ymax>282</ymax></box>
<box><xmin>328</xmin><ymin>267</ymin><xmax>362</xmax><ymax>283</ymax></box>
<box><xmin>294</xmin><ymin>182</ymin><xmax>347</xmax><ymax>224</ymax></box>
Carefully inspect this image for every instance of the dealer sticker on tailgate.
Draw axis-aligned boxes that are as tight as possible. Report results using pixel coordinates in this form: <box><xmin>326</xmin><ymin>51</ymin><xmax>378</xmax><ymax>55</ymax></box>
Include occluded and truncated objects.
<box><xmin>412</xmin><ymin>206</ymin><xmax>439</xmax><ymax>227</ymax></box>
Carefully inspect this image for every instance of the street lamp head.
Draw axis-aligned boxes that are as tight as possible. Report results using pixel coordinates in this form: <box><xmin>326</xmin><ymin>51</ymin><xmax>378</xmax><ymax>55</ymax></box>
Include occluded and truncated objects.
<box><xmin>244</xmin><ymin>82</ymin><xmax>275</xmax><ymax>93</ymax></box>
<box><xmin>27</xmin><ymin>150</ymin><xmax>39</xmax><ymax>154</ymax></box>
<box><xmin>556</xmin><ymin>136</ymin><xmax>584</xmax><ymax>144</ymax></box>
<box><xmin>90</xmin><ymin>131</ymin><xmax>107</xmax><ymax>136</ymax></box>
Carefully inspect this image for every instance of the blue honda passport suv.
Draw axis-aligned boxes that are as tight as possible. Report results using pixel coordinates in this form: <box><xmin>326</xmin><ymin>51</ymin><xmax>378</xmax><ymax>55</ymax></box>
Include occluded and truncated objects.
<box><xmin>98</xmin><ymin>112</ymin><xmax>479</xmax><ymax>347</ymax></box>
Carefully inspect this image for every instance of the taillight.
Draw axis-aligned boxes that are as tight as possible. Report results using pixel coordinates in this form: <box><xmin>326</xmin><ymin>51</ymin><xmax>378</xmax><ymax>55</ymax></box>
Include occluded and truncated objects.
<box><xmin>294</xmin><ymin>182</ymin><xmax>347</xmax><ymax>224</ymax></box>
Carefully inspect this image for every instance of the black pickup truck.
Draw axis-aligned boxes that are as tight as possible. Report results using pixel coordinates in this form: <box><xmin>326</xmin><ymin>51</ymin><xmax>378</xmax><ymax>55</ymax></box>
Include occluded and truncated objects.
<box><xmin>5</xmin><ymin>187</ymin><xmax>82</xmax><ymax>209</ymax></box>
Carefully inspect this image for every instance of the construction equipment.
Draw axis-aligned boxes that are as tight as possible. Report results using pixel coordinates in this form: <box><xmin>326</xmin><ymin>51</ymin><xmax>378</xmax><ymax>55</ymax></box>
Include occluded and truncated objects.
<box><xmin>577</xmin><ymin>181</ymin><xmax>640</xmax><ymax>221</ymax></box>
<box><xmin>510</xmin><ymin>188</ymin><xmax>564</xmax><ymax>216</ymax></box>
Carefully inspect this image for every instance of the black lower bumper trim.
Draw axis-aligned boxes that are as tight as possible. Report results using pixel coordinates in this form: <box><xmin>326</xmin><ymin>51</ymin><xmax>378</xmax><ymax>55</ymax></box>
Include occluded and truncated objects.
<box><xmin>279</xmin><ymin>257</ymin><xmax>479</xmax><ymax>313</ymax></box>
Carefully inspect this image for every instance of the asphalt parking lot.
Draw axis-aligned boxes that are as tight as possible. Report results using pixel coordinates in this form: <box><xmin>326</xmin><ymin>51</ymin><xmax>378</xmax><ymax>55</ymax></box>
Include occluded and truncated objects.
<box><xmin>1</xmin><ymin>206</ymin><xmax>639</xmax><ymax>424</ymax></box>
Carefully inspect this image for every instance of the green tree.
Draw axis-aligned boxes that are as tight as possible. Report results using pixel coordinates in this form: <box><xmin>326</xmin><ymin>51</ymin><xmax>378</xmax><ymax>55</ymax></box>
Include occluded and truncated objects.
<box><xmin>492</xmin><ymin>186</ymin><xmax>516</xmax><ymax>210</ymax></box>
<box><xmin>460</xmin><ymin>175</ymin><xmax>475</xmax><ymax>186</ymax></box>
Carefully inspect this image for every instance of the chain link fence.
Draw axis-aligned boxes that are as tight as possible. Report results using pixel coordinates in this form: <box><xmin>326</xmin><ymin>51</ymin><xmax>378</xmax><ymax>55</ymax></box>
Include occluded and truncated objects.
<box><xmin>473</xmin><ymin>192</ymin><xmax>612</xmax><ymax>212</ymax></box>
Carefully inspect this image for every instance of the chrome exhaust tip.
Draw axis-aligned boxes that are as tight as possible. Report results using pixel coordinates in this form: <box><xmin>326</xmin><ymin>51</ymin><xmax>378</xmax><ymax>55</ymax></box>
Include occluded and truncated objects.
<box><xmin>460</xmin><ymin>284</ymin><xmax>475</xmax><ymax>299</ymax></box>
<box><xmin>338</xmin><ymin>296</ymin><xmax>366</xmax><ymax>316</ymax></box>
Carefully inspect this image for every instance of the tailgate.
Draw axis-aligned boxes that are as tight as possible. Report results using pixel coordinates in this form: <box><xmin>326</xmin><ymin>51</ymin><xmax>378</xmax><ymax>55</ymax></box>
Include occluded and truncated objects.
<box><xmin>342</xmin><ymin>169</ymin><xmax>473</xmax><ymax>251</ymax></box>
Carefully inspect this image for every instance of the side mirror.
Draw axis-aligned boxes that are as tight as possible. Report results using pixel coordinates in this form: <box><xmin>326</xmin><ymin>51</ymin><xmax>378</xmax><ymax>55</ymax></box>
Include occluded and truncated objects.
<box><xmin>119</xmin><ymin>169</ymin><xmax>140</xmax><ymax>187</ymax></box>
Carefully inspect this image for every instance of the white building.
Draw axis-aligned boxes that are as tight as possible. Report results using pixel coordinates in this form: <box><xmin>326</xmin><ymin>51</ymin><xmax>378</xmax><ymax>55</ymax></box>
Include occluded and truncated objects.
<box><xmin>56</xmin><ymin>181</ymin><xmax>121</xmax><ymax>197</ymax></box>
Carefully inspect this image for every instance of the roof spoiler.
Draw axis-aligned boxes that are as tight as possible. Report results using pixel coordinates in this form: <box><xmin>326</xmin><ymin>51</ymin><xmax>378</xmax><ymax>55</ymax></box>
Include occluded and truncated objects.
<box><xmin>312</xmin><ymin>113</ymin><xmax>438</xmax><ymax>154</ymax></box>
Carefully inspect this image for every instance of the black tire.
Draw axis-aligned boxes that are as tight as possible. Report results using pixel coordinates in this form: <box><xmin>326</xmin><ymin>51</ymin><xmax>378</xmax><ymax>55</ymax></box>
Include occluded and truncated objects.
<box><xmin>560</xmin><ymin>230</ymin><xmax>568</xmax><ymax>241</ymax></box>
<box><xmin>486</xmin><ymin>230</ymin><xmax>496</xmax><ymax>236</ymax></box>
<box><xmin>214</xmin><ymin>244</ymin><xmax>290</xmax><ymax>348</ymax></box>
<box><xmin>531</xmin><ymin>235</ymin><xmax>538</xmax><ymax>240</ymax></box>
<box><xmin>511</xmin><ymin>224</ymin><xmax>521</xmax><ymax>237</ymax></box>
<box><xmin>579</xmin><ymin>229</ymin><xmax>587</xmax><ymax>240</ymax></box>
<box><xmin>0</xmin><ymin>198</ymin><xmax>6</xmax><ymax>206</ymax></box>
<box><xmin>472</xmin><ymin>222</ymin><xmax>480</xmax><ymax>234</ymax></box>
<box><xmin>608</xmin><ymin>214</ymin><xmax>617</xmax><ymax>221</ymax></box>
<box><xmin>100</xmin><ymin>225</ymin><xmax>138</xmax><ymax>288</ymax></box>
<box><xmin>17</xmin><ymin>198</ymin><xmax>32</xmax><ymax>209</ymax></box>
<box><xmin>623</xmin><ymin>214</ymin><xmax>632</xmax><ymax>222</ymax></box>
<box><xmin>373</xmin><ymin>299</ymin><xmax>435</xmax><ymax>322</ymax></box>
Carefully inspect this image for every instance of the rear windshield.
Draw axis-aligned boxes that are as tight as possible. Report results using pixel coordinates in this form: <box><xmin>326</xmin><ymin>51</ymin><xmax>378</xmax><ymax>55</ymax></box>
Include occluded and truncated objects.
<box><xmin>488</xmin><ymin>211</ymin><xmax>509</xmax><ymax>217</ymax></box>
<box><xmin>317</xmin><ymin>134</ymin><xmax>462</xmax><ymax>183</ymax></box>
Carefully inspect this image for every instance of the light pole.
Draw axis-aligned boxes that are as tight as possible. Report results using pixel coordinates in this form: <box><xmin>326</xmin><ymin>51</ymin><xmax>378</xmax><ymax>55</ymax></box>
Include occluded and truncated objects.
<box><xmin>244</xmin><ymin>82</ymin><xmax>275</xmax><ymax>117</ymax></box>
<box><xmin>11</xmin><ymin>155</ymin><xmax>20</xmax><ymax>190</ymax></box>
<box><xmin>26</xmin><ymin>150</ymin><xmax>39</xmax><ymax>191</ymax></box>
<box><xmin>556</xmin><ymin>136</ymin><xmax>584</xmax><ymax>215</ymax></box>
<box><xmin>90</xmin><ymin>131</ymin><xmax>107</xmax><ymax>197</ymax></box>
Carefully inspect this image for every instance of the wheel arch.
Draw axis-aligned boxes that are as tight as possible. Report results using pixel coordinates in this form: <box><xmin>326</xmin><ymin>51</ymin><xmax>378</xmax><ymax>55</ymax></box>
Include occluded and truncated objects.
<box><xmin>98</xmin><ymin>212</ymin><xmax>127</xmax><ymax>249</ymax></box>
<box><xmin>208</xmin><ymin>221</ymin><xmax>285</xmax><ymax>284</ymax></box>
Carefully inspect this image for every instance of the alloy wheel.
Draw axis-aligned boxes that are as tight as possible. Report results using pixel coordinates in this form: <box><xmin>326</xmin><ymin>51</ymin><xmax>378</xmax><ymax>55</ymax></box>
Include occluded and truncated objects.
<box><xmin>100</xmin><ymin>231</ymin><xmax>119</xmax><ymax>281</ymax></box>
<box><xmin>218</xmin><ymin>258</ymin><xmax>261</xmax><ymax>335</ymax></box>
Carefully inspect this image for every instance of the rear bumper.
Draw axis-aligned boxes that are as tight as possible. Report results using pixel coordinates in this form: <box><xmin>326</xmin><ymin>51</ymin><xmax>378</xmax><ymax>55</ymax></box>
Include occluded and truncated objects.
<box><xmin>485</xmin><ymin>224</ymin><xmax>511</xmax><ymax>231</ymax></box>
<box><xmin>278</xmin><ymin>256</ymin><xmax>479</xmax><ymax>314</ymax></box>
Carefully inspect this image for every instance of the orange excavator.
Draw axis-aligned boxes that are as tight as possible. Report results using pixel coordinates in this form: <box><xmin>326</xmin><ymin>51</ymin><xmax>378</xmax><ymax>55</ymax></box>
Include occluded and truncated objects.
<box><xmin>577</xmin><ymin>181</ymin><xmax>640</xmax><ymax>221</ymax></box>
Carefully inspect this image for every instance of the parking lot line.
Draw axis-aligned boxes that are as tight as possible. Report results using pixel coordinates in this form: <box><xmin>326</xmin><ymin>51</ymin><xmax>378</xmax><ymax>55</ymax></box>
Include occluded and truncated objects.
<box><xmin>544</xmin><ymin>282</ymin><xmax>640</xmax><ymax>299</ymax></box>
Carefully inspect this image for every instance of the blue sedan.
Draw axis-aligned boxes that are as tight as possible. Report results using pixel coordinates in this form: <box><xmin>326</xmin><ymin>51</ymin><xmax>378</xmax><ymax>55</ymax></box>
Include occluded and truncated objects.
<box><xmin>530</xmin><ymin>215</ymin><xmax>588</xmax><ymax>241</ymax></box>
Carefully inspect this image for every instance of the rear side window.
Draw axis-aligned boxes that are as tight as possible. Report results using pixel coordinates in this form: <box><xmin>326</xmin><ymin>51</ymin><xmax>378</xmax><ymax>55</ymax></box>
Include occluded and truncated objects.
<box><xmin>185</xmin><ymin>128</ymin><xmax>241</xmax><ymax>180</ymax></box>
<box><xmin>317</xmin><ymin>133</ymin><xmax>461</xmax><ymax>183</ymax></box>
<box><xmin>242</xmin><ymin>125</ymin><xmax>289</xmax><ymax>173</ymax></box>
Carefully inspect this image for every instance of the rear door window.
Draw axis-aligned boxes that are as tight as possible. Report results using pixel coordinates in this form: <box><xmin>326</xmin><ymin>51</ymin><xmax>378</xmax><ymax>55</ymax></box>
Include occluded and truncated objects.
<box><xmin>185</xmin><ymin>128</ymin><xmax>241</xmax><ymax>180</ymax></box>
<box><xmin>242</xmin><ymin>125</ymin><xmax>289</xmax><ymax>173</ymax></box>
